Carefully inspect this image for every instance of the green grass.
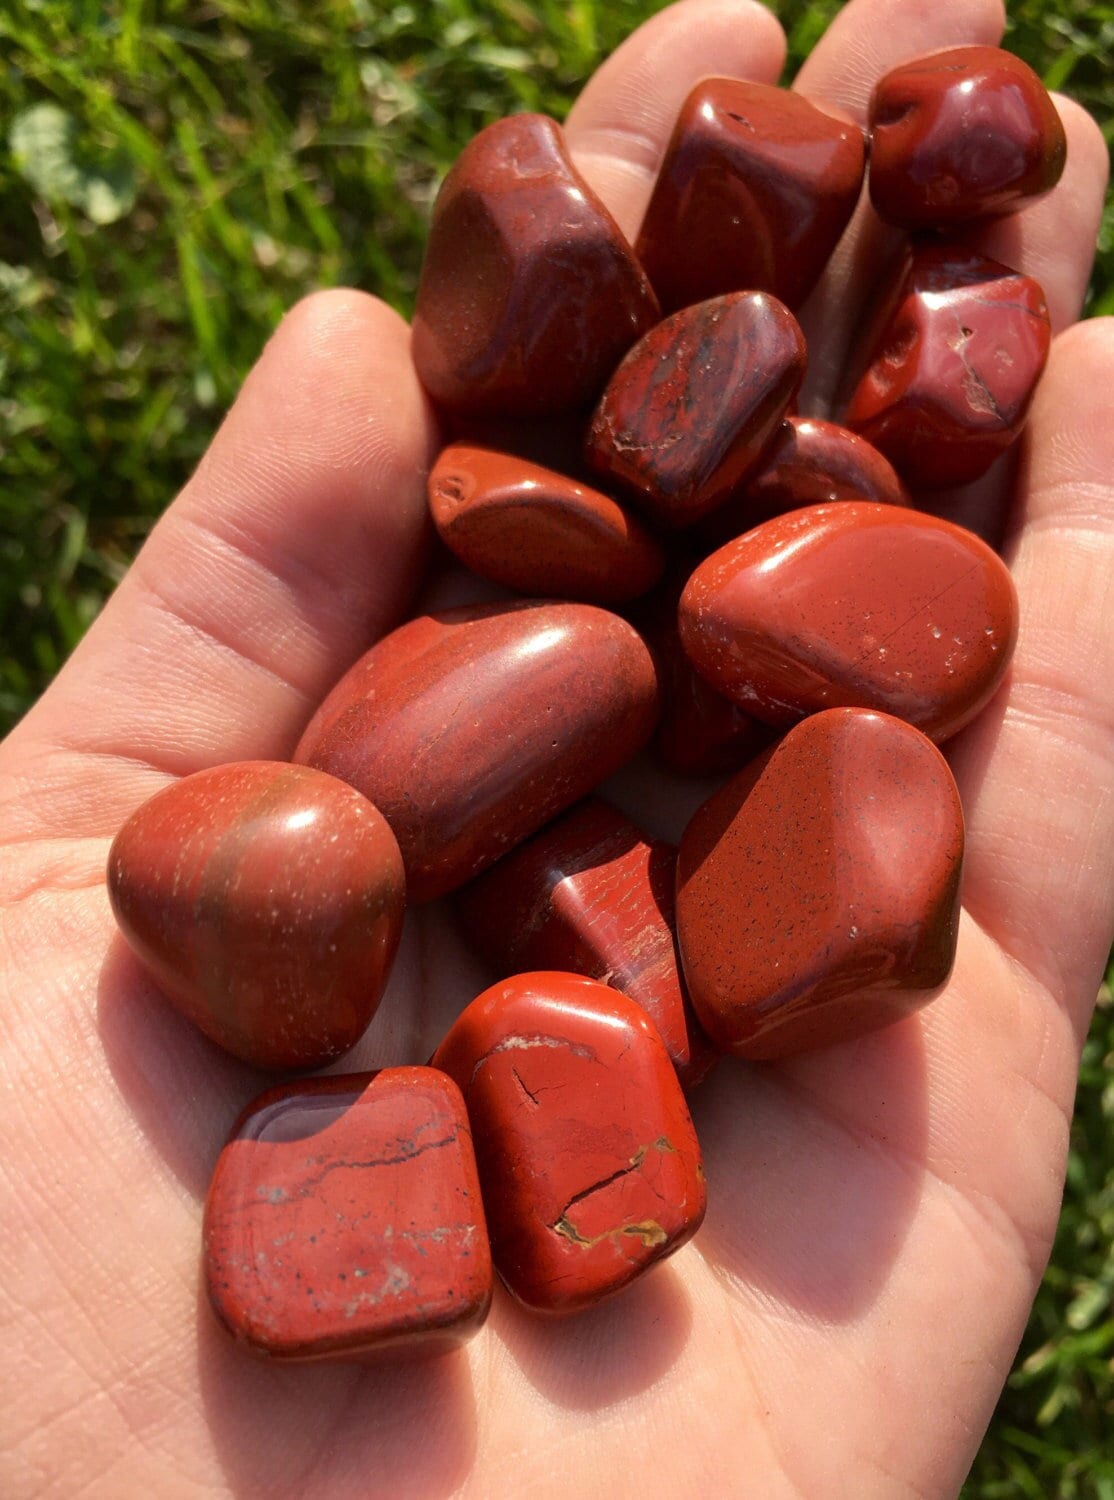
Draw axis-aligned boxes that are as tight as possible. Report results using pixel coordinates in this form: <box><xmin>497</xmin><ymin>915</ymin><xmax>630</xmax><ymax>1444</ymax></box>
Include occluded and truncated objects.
<box><xmin>1</xmin><ymin>2</ymin><xmax>1111</xmax><ymax>1491</ymax></box>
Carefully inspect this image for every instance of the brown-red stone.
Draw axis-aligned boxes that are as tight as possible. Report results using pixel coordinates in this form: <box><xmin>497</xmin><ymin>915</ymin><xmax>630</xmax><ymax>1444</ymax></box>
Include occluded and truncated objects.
<box><xmin>204</xmin><ymin>1067</ymin><xmax>492</xmax><ymax>1360</ymax></box>
<box><xmin>843</xmin><ymin>244</ymin><xmax>1051</xmax><ymax>488</ymax></box>
<box><xmin>427</xmin><ymin>444</ymin><xmax>664</xmax><ymax>604</ymax></box>
<box><xmin>637</xmin><ymin>78</ymin><xmax>865</xmax><ymax>313</ymax></box>
<box><xmin>678</xmin><ymin>501</ymin><xmax>1017</xmax><ymax>743</ymax></box>
<box><xmin>676</xmin><ymin>708</ymin><xmax>963</xmax><ymax>1058</ymax></box>
<box><xmin>585</xmin><ymin>292</ymin><xmax>806</xmax><ymax>529</ymax></box>
<box><xmin>294</xmin><ymin>602</ymin><xmax>659</xmax><ymax>902</ymax></box>
<box><xmin>411</xmin><ymin>113</ymin><xmax>659</xmax><ymax>417</ymax></box>
<box><xmin>432</xmin><ymin>972</ymin><xmax>705</xmax><ymax>1314</ymax></box>
<box><xmin>868</xmin><ymin>45</ymin><xmax>1067</xmax><ymax>229</ymax></box>
<box><xmin>456</xmin><ymin>798</ymin><xmax>717</xmax><ymax>1089</ymax></box>
<box><xmin>107</xmin><ymin>761</ymin><xmax>405</xmax><ymax>1070</ymax></box>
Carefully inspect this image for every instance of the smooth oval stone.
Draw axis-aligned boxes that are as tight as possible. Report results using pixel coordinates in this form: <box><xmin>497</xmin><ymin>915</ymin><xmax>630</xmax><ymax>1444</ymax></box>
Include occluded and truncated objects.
<box><xmin>428</xmin><ymin>443</ymin><xmax>665</xmax><ymax>604</ymax></box>
<box><xmin>432</xmin><ymin>972</ymin><xmax>705</xmax><ymax>1314</ymax></box>
<box><xmin>456</xmin><ymin>798</ymin><xmax>717</xmax><ymax>1089</ymax></box>
<box><xmin>585</xmin><ymin>292</ymin><xmax>806</xmax><ymax>529</ymax></box>
<box><xmin>411</xmin><ymin>113</ymin><xmax>659</xmax><ymax>417</ymax></box>
<box><xmin>204</xmin><ymin>1068</ymin><xmax>492</xmax><ymax>1360</ymax></box>
<box><xmin>868</xmin><ymin>45</ymin><xmax>1067</xmax><ymax>229</ymax></box>
<box><xmin>107</xmin><ymin>761</ymin><xmax>405</xmax><ymax>1070</ymax></box>
<box><xmin>678</xmin><ymin>501</ymin><xmax>1017</xmax><ymax>743</ymax></box>
<box><xmin>843</xmin><ymin>243</ymin><xmax>1051</xmax><ymax>488</ymax></box>
<box><xmin>295</xmin><ymin>602</ymin><xmax>659</xmax><ymax>902</ymax></box>
<box><xmin>637</xmin><ymin>78</ymin><xmax>865</xmax><ymax>313</ymax></box>
<box><xmin>676</xmin><ymin>709</ymin><xmax>963</xmax><ymax>1058</ymax></box>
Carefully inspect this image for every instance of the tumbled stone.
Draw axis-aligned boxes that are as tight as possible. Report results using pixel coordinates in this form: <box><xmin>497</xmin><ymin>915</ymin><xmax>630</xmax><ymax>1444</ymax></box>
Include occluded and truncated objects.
<box><xmin>432</xmin><ymin>972</ymin><xmax>705</xmax><ymax>1314</ymax></box>
<box><xmin>411</xmin><ymin>113</ymin><xmax>659</xmax><ymax>417</ymax></box>
<box><xmin>456</xmin><ymin>798</ymin><xmax>717</xmax><ymax>1089</ymax></box>
<box><xmin>868</xmin><ymin>45</ymin><xmax>1067</xmax><ymax>229</ymax></box>
<box><xmin>676</xmin><ymin>709</ymin><xmax>963</xmax><ymax>1058</ymax></box>
<box><xmin>428</xmin><ymin>444</ymin><xmax>665</xmax><ymax>604</ymax></box>
<box><xmin>107</xmin><ymin>761</ymin><xmax>405</xmax><ymax>1070</ymax></box>
<box><xmin>204</xmin><ymin>1068</ymin><xmax>492</xmax><ymax>1360</ymax></box>
<box><xmin>678</xmin><ymin>501</ymin><xmax>1017</xmax><ymax>743</ymax></box>
<box><xmin>585</xmin><ymin>292</ymin><xmax>806</xmax><ymax>529</ymax></box>
<box><xmin>844</xmin><ymin>244</ymin><xmax>1051</xmax><ymax>488</ymax></box>
<box><xmin>295</xmin><ymin>602</ymin><xmax>659</xmax><ymax>902</ymax></box>
<box><xmin>637</xmin><ymin>78</ymin><xmax>865</xmax><ymax>313</ymax></box>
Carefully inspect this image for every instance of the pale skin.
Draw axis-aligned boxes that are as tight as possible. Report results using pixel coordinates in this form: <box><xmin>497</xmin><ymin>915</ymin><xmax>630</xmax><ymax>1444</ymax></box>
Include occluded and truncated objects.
<box><xmin>1</xmin><ymin>0</ymin><xmax>1111</xmax><ymax>1494</ymax></box>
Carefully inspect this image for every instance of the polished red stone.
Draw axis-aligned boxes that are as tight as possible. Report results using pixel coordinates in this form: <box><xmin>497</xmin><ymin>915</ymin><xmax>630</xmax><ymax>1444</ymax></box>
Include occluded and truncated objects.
<box><xmin>697</xmin><ymin>416</ymin><xmax>910</xmax><ymax>548</ymax></box>
<box><xmin>204</xmin><ymin>1068</ymin><xmax>492</xmax><ymax>1360</ymax></box>
<box><xmin>428</xmin><ymin>444</ymin><xmax>665</xmax><ymax>604</ymax></box>
<box><xmin>843</xmin><ymin>244</ymin><xmax>1051</xmax><ymax>488</ymax></box>
<box><xmin>868</xmin><ymin>45</ymin><xmax>1067</xmax><ymax>229</ymax></box>
<box><xmin>432</xmin><ymin>973</ymin><xmax>705</xmax><ymax>1314</ymax></box>
<box><xmin>637</xmin><ymin>78</ymin><xmax>865</xmax><ymax>313</ymax></box>
<box><xmin>456</xmin><ymin>798</ymin><xmax>717</xmax><ymax>1089</ymax></box>
<box><xmin>411</xmin><ymin>113</ymin><xmax>659</xmax><ymax>417</ymax></box>
<box><xmin>585</xmin><ymin>292</ymin><xmax>806</xmax><ymax>529</ymax></box>
<box><xmin>295</xmin><ymin>602</ymin><xmax>659</xmax><ymax>902</ymax></box>
<box><xmin>107</xmin><ymin>761</ymin><xmax>405</xmax><ymax>1070</ymax></box>
<box><xmin>678</xmin><ymin>501</ymin><xmax>1017</xmax><ymax>743</ymax></box>
<box><xmin>676</xmin><ymin>709</ymin><xmax>963</xmax><ymax>1058</ymax></box>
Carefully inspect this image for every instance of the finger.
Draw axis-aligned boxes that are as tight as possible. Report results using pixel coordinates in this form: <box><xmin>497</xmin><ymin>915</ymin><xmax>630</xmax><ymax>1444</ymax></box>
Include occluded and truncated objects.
<box><xmin>948</xmin><ymin>317</ymin><xmax>1114</xmax><ymax>1030</ymax></box>
<box><xmin>565</xmin><ymin>0</ymin><xmax>787</xmax><ymax>242</ymax></box>
<box><xmin>0</xmin><ymin>291</ymin><xmax>439</xmax><ymax>840</ymax></box>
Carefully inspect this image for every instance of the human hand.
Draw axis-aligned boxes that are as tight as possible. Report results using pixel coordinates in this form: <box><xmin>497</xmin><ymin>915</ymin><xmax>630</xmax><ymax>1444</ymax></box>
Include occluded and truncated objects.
<box><xmin>1</xmin><ymin>0</ymin><xmax>1110</xmax><ymax>1494</ymax></box>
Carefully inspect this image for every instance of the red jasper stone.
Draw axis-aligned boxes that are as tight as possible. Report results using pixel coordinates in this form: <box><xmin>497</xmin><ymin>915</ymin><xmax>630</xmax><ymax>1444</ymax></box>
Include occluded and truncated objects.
<box><xmin>428</xmin><ymin>444</ymin><xmax>665</xmax><ymax>604</ymax></box>
<box><xmin>204</xmin><ymin>1068</ymin><xmax>492</xmax><ymax>1360</ymax></box>
<box><xmin>107</xmin><ymin>762</ymin><xmax>405</xmax><ymax>1070</ymax></box>
<box><xmin>295</xmin><ymin>602</ymin><xmax>659</xmax><ymax>903</ymax></box>
<box><xmin>432</xmin><ymin>973</ymin><xmax>705</xmax><ymax>1314</ymax></box>
<box><xmin>868</xmin><ymin>45</ymin><xmax>1067</xmax><ymax>229</ymax></box>
<box><xmin>411</xmin><ymin>113</ymin><xmax>659</xmax><ymax>417</ymax></box>
<box><xmin>676</xmin><ymin>709</ymin><xmax>963</xmax><ymax>1058</ymax></box>
<box><xmin>636</xmin><ymin>78</ymin><xmax>865</xmax><ymax>313</ymax></box>
<box><xmin>843</xmin><ymin>244</ymin><xmax>1051</xmax><ymax>489</ymax></box>
<box><xmin>456</xmin><ymin>798</ymin><xmax>717</xmax><ymax>1089</ymax></box>
<box><xmin>697</xmin><ymin>416</ymin><xmax>909</xmax><ymax>548</ymax></box>
<box><xmin>678</xmin><ymin>501</ymin><xmax>1017</xmax><ymax>743</ymax></box>
<box><xmin>585</xmin><ymin>293</ymin><xmax>806</xmax><ymax>529</ymax></box>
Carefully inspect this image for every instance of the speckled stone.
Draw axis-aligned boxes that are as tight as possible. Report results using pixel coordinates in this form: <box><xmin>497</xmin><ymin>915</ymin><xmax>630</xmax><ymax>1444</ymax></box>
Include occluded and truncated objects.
<box><xmin>585</xmin><ymin>292</ymin><xmax>806</xmax><ymax>529</ymax></box>
<box><xmin>204</xmin><ymin>1068</ymin><xmax>492</xmax><ymax>1360</ymax></box>
<box><xmin>844</xmin><ymin>244</ymin><xmax>1051</xmax><ymax>489</ymax></box>
<box><xmin>295</xmin><ymin>602</ymin><xmax>660</xmax><ymax>902</ymax></box>
<box><xmin>411</xmin><ymin>113</ymin><xmax>659</xmax><ymax>417</ymax></box>
<box><xmin>868</xmin><ymin>45</ymin><xmax>1067</xmax><ymax>229</ymax></box>
<box><xmin>676</xmin><ymin>708</ymin><xmax>963</xmax><ymax>1058</ymax></box>
<box><xmin>678</xmin><ymin>501</ymin><xmax>1017</xmax><ymax>743</ymax></box>
<box><xmin>637</xmin><ymin>78</ymin><xmax>865</xmax><ymax>313</ymax></box>
<box><xmin>427</xmin><ymin>444</ymin><xmax>665</xmax><ymax>604</ymax></box>
<box><xmin>107</xmin><ymin>761</ymin><xmax>405</xmax><ymax>1070</ymax></box>
<box><xmin>456</xmin><ymin>798</ymin><xmax>717</xmax><ymax>1089</ymax></box>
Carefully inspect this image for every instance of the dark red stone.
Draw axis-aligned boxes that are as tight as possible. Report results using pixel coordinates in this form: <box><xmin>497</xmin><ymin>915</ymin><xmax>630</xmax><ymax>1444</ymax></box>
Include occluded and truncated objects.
<box><xmin>432</xmin><ymin>973</ymin><xmax>705</xmax><ymax>1314</ymax></box>
<box><xmin>868</xmin><ymin>45</ymin><xmax>1067</xmax><ymax>229</ymax></box>
<box><xmin>295</xmin><ymin>602</ymin><xmax>659</xmax><ymax>902</ymax></box>
<box><xmin>843</xmin><ymin>244</ymin><xmax>1051</xmax><ymax>488</ymax></box>
<box><xmin>636</xmin><ymin>78</ymin><xmax>865</xmax><ymax>313</ymax></box>
<box><xmin>107</xmin><ymin>762</ymin><xmax>405</xmax><ymax>1070</ymax></box>
<box><xmin>204</xmin><ymin>1068</ymin><xmax>492</xmax><ymax>1360</ymax></box>
<box><xmin>676</xmin><ymin>709</ymin><xmax>963</xmax><ymax>1058</ymax></box>
<box><xmin>585</xmin><ymin>292</ymin><xmax>806</xmax><ymax>529</ymax></box>
<box><xmin>411</xmin><ymin>113</ymin><xmax>659</xmax><ymax>417</ymax></box>
<box><xmin>428</xmin><ymin>444</ymin><xmax>665</xmax><ymax>604</ymax></box>
<box><xmin>456</xmin><ymin>798</ymin><xmax>717</xmax><ymax>1089</ymax></box>
<box><xmin>678</xmin><ymin>501</ymin><xmax>1017</xmax><ymax>743</ymax></box>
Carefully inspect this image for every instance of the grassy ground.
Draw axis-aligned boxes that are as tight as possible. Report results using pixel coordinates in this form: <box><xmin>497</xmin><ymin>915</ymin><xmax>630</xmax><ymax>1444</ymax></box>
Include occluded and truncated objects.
<box><xmin>2</xmin><ymin>1</ymin><xmax>1111</xmax><ymax>1491</ymax></box>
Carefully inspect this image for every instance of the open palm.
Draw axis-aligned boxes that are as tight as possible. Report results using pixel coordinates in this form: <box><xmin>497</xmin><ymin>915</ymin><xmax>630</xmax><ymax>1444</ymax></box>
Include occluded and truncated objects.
<box><xmin>3</xmin><ymin>1</ymin><xmax>1112</xmax><ymax>1494</ymax></box>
